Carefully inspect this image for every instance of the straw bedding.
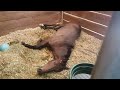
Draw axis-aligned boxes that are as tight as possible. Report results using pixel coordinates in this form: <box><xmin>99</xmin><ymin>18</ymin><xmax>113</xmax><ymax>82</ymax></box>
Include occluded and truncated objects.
<box><xmin>0</xmin><ymin>27</ymin><xmax>103</xmax><ymax>79</ymax></box>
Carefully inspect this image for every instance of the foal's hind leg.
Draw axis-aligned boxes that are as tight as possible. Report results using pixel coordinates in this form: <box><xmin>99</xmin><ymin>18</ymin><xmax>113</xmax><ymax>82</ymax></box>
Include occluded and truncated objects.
<box><xmin>21</xmin><ymin>39</ymin><xmax>49</xmax><ymax>50</ymax></box>
<box><xmin>39</xmin><ymin>23</ymin><xmax>63</xmax><ymax>30</ymax></box>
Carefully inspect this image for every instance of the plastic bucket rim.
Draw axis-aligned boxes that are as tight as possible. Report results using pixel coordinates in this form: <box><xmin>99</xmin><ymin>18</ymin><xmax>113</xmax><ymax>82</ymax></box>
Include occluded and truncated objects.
<box><xmin>71</xmin><ymin>65</ymin><xmax>93</xmax><ymax>74</ymax></box>
<box><xmin>72</xmin><ymin>66</ymin><xmax>93</xmax><ymax>76</ymax></box>
<box><xmin>69</xmin><ymin>63</ymin><xmax>94</xmax><ymax>79</ymax></box>
<box><xmin>70</xmin><ymin>63</ymin><xmax>94</xmax><ymax>74</ymax></box>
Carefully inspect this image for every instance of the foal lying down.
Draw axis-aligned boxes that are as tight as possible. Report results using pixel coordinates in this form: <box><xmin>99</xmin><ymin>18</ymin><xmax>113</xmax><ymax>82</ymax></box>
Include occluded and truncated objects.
<box><xmin>21</xmin><ymin>23</ymin><xmax>81</xmax><ymax>75</ymax></box>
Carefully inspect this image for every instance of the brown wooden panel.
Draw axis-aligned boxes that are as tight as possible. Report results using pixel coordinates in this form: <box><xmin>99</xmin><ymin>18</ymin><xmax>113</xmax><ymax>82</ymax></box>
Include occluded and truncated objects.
<box><xmin>63</xmin><ymin>20</ymin><xmax>104</xmax><ymax>40</ymax></box>
<box><xmin>0</xmin><ymin>12</ymin><xmax>60</xmax><ymax>36</ymax></box>
<box><xmin>63</xmin><ymin>14</ymin><xmax>108</xmax><ymax>35</ymax></box>
<box><xmin>96</xmin><ymin>11</ymin><xmax>113</xmax><ymax>15</ymax></box>
<box><xmin>64</xmin><ymin>11</ymin><xmax>112</xmax><ymax>26</ymax></box>
<box><xmin>0</xmin><ymin>11</ymin><xmax>60</xmax><ymax>22</ymax></box>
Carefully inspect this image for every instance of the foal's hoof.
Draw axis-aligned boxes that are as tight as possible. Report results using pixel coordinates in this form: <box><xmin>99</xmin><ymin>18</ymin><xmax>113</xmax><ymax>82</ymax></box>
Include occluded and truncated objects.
<box><xmin>21</xmin><ymin>42</ymin><xmax>25</xmax><ymax>45</ymax></box>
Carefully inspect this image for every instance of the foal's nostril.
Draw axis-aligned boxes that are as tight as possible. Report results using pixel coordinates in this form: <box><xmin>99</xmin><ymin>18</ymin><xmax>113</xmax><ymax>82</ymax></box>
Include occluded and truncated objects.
<box><xmin>37</xmin><ymin>68</ymin><xmax>43</xmax><ymax>75</ymax></box>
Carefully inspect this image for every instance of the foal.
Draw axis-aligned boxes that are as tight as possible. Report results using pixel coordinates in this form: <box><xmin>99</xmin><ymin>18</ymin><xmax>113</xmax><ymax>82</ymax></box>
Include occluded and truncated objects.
<box><xmin>21</xmin><ymin>23</ymin><xmax>81</xmax><ymax>75</ymax></box>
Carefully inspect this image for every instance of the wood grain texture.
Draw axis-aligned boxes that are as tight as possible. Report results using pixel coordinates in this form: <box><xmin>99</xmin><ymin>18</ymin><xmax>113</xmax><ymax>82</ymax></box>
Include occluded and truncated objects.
<box><xmin>0</xmin><ymin>11</ymin><xmax>61</xmax><ymax>36</ymax></box>
<box><xmin>63</xmin><ymin>13</ymin><xmax>108</xmax><ymax>35</ymax></box>
<box><xmin>64</xmin><ymin>11</ymin><xmax>112</xmax><ymax>26</ymax></box>
<box><xmin>95</xmin><ymin>11</ymin><xmax>113</xmax><ymax>15</ymax></box>
<box><xmin>0</xmin><ymin>11</ymin><xmax>60</xmax><ymax>22</ymax></box>
<box><xmin>63</xmin><ymin>20</ymin><xmax>104</xmax><ymax>40</ymax></box>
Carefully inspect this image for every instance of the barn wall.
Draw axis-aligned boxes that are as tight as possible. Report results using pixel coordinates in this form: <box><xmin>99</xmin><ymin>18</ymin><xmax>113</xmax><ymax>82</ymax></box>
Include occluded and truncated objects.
<box><xmin>63</xmin><ymin>11</ymin><xmax>113</xmax><ymax>40</ymax></box>
<box><xmin>0</xmin><ymin>11</ymin><xmax>61</xmax><ymax>36</ymax></box>
<box><xmin>0</xmin><ymin>11</ymin><xmax>113</xmax><ymax>40</ymax></box>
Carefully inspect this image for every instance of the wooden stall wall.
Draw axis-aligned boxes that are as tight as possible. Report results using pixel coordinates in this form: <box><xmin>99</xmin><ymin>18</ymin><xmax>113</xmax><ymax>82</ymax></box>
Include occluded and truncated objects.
<box><xmin>63</xmin><ymin>11</ymin><xmax>113</xmax><ymax>40</ymax></box>
<box><xmin>0</xmin><ymin>11</ymin><xmax>61</xmax><ymax>36</ymax></box>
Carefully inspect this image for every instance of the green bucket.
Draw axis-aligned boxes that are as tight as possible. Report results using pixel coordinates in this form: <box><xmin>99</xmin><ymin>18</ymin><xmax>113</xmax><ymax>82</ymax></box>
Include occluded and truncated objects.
<box><xmin>69</xmin><ymin>63</ymin><xmax>94</xmax><ymax>79</ymax></box>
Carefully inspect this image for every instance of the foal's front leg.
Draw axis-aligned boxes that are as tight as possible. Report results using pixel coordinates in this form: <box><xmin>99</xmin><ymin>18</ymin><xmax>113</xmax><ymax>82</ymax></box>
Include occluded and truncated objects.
<box><xmin>37</xmin><ymin>46</ymin><xmax>70</xmax><ymax>75</ymax></box>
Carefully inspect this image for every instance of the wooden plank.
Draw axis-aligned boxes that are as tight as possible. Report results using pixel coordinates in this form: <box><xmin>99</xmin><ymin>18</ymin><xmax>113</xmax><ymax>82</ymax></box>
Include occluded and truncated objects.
<box><xmin>82</xmin><ymin>28</ymin><xmax>104</xmax><ymax>40</ymax></box>
<box><xmin>63</xmin><ymin>13</ymin><xmax>108</xmax><ymax>35</ymax></box>
<box><xmin>0</xmin><ymin>12</ymin><xmax>60</xmax><ymax>36</ymax></box>
<box><xmin>63</xmin><ymin>20</ymin><xmax>104</xmax><ymax>40</ymax></box>
<box><xmin>0</xmin><ymin>11</ymin><xmax>60</xmax><ymax>22</ymax></box>
<box><xmin>95</xmin><ymin>11</ymin><xmax>113</xmax><ymax>15</ymax></box>
<box><xmin>64</xmin><ymin>11</ymin><xmax>112</xmax><ymax>26</ymax></box>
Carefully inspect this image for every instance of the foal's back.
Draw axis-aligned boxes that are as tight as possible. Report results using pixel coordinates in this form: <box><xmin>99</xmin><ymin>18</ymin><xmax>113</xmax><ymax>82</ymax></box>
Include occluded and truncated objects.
<box><xmin>49</xmin><ymin>23</ymin><xmax>81</xmax><ymax>46</ymax></box>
